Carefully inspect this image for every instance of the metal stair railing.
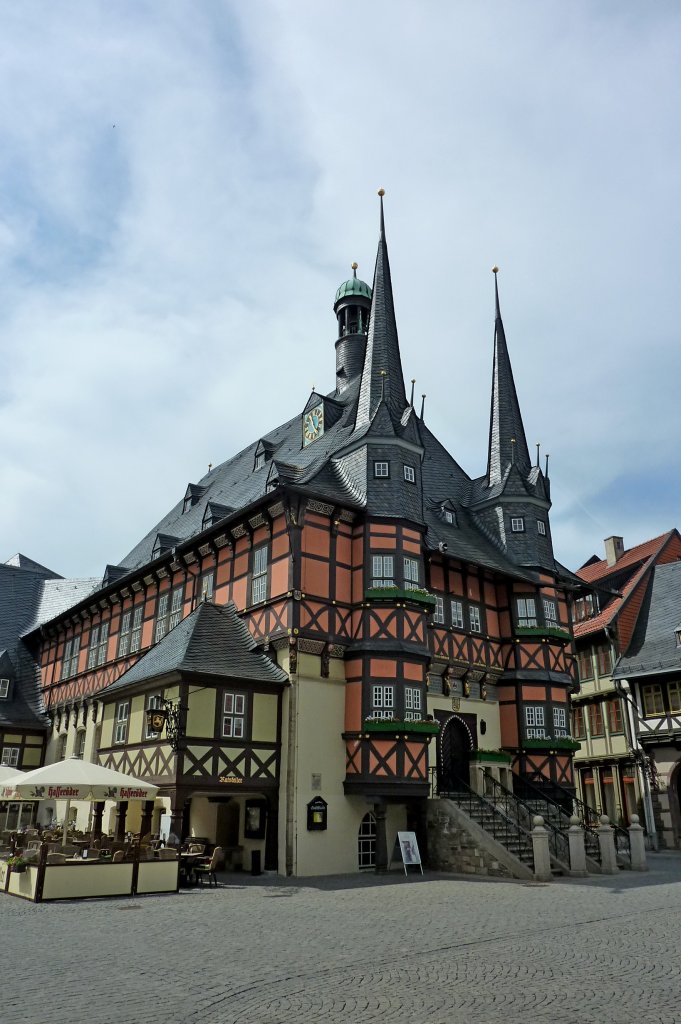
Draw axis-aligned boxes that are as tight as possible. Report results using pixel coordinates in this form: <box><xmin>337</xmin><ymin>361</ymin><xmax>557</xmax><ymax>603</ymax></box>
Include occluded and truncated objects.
<box><xmin>438</xmin><ymin>777</ymin><xmax>534</xmax><ymax>864</ymax></box>
<box><xmin>567</xmin><ymin>788</ymin><xmax>631</xmax><ymax>864</ymax></box>
<box><xmin>480</xmin><ymin>769</ymin><xmax>570</xmax><ymax>868</ymax></box>
<box><xmin>513</xmin><ymin>773</ymin><xmax>601</xmax><ymax>865</ymax></box>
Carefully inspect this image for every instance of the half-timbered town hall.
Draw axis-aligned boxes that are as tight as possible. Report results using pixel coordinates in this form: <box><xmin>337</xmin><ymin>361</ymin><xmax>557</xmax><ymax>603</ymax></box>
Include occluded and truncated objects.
<box><xmin>5</xmin><ymin>194</ymin><xmax>581</xmax><ymax>874</ymax></box>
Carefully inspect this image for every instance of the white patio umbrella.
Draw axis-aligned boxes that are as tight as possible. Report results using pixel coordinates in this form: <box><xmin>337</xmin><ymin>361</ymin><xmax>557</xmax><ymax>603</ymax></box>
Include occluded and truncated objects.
<box><xmin>8</xmin><ymin>757</ymin><xmax>158</xmax><ymax>847</ymax></box>
<box><xmin>0</xmin><ymin>767</ymin><xmax>27</xmax><ymax>829</ymax></box>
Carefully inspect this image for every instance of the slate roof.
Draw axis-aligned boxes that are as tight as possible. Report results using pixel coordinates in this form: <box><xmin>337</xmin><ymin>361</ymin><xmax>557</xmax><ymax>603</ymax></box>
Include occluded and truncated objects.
<box><xmin>614</xmin><ymin>562</ymin><xmax>681</xmax><ymax>679</ymax></box>
<box><xmin>98</xmin><ymin>601</ymin><xmax>289</xmax><ymax>697</ymax></box>
<box><xmin>486</xmin><ymin>273</ymin><xmax>531</xmax><ymax>487</ymax></box>
<box><xmin>20</xmin><ymin>577</ymin><xmax>102</xmax><ymax>636</ymax></box>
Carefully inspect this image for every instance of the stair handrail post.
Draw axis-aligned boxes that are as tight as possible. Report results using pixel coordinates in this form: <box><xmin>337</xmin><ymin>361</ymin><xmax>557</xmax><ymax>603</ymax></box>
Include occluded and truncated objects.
<box><xmin>597</xmin><ymin>814</ymin><xmax>619</xmax><ymax>874</ymax></box>
<box><xmin>531</xmin><ymin>815</ymin><xmax>552</xmax><ymax>881</ymax></box>
<box><xmin>567</xmin><ymin>814</ymin><xmax>588</xmax><ymax>876</ymax></box>
<box><xmin>627</xmin><ymin>814</ymin><xmax>648</xmax><ymax>872</ymax></box>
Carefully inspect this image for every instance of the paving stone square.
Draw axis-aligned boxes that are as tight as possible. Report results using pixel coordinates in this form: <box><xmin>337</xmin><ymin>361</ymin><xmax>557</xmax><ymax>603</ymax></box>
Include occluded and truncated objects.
<box><xmin>3</xmin><ymin>854</ymin><xmax>681</xmax><ymax>1024</ymax></box>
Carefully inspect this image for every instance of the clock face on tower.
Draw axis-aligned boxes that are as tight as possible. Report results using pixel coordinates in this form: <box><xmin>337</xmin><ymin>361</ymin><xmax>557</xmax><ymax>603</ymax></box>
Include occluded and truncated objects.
<box><xmin>302</xmin><ymin>403</ymin><xmax>324</xmax><ymax>446</ymax></box>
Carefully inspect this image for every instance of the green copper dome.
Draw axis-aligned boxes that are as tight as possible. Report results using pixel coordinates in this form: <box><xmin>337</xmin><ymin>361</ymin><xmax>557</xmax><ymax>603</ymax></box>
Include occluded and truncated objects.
<box><xmin>334</xmin><ymin>264</ymin><xmax>372</xmax><ymax>305</ymax></box>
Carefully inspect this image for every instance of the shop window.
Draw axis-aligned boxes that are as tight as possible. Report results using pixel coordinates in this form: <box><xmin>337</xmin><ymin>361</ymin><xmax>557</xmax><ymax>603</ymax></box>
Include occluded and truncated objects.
<box><xmin>0</xmin><ymin>679</ymin><xmax>8</xmax><ymax>699</ymax></box>
<box><xmin>1</xmin><ymin>747</ymin><xmax>19</xmax><ymax>767</ymax></box>
<box><xmin>525</xmin><ymin>705</ymin><xmax>546</xmax><ymax>738</ymax></box>
<box><xmin>114</xmin><ymin>702</ymin><xmax>130</xmax><ymax>744</ymax></box>
<box><xmin>668</xmin><ymin>682</ymin><xmax>681</xmax><ymax>714</ymax></box>
<box><xmin>450</xmin><ymin>600</ymin><xmax>464</xmax><ymax>629</ymax></box>
<box><xmin>469</xmin><ymin>604</ymin><xmax>482</xmax><ymax>633</ymax></box>
<box><xmin>87</xmin><ymin>623</ymin><xmax>109</xmax><ymax>670</ymax></box>
<box><xmin>642</xmin><ymin>684</ymin><xmax>664</xmax><ymax>717</ymax></box>
<box><xmin>358</xmin><ymin>812</ymin><xmax>376</xmax><ymax>869</ymax></box>
<box><xmin>572</xmin><ymin>706</ymin><xmax>586</xmax><ymax>739</ymax></box>
<box><xmin>222</xmin><ymin>692</ymin><xmax>247</xmax><ymax>738</ymax></box>
<box><xmin>62</xmin><ymin>636</ymin><xmax>81</xmax><ymax>679</ymax></box>
<box><xmin>607</xmin><ymin>699</ymin><xmax>623</xmax><ymax>734</ymax></box>
<box><xmin>403</xmin><ymin>557</ymin><xmax>420</xmax><ymax>591</ymax></box>
<box><xmin>251</xmin><ymin>545</ymin><xmax>269</xmax><ymax>605</ymax></box>
<box><xmin>371</xmin><ymin>555</ymin><xmax>394</xmax><ymax>588</ymax></box>
<box><xmin>433</xmin><ymin>596</ymin><xmax>445</xmax><ymax>624</ymax></box>
<box><xmin>516</xmin><ymin>597</ymin><xmax>537</xmax><ymax>628</ymax></box>
<box><xmin>370</xmin><ymin>684</ymin><xmax>394</xmax><ymax>720</ymax></box>
<box><xmin>404</xmin><ymin>687</ymin><xmax>423</xmax><ymax>721</ymax></box>
<box><xmin>588</xmin><ymin>702</ymin><xmax>604</xmax><ymax>737</ymax></box>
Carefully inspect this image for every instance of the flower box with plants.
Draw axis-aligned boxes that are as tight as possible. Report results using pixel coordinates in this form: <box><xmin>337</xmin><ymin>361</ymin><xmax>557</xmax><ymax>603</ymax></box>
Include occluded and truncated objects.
<box><xmin>6</xmin><ymin>854</ymin><xmax>28</xmax><ymax>874</ymax></box>
<box><xmin>523</xmin><ymin>738</ymin><xmax>581</xmax><ymax>752</ymax></box>
<box><xmin>515</xmin><ymin>626</ymin><xmax>572</xmax><ymax>642</ymax></box>
<box><xmin>363</xmin><ymin>718</ymin><xmax>441</xmax><ymax>736</ymax></box>
<box><xmin>364</xmin><ymin>587</ymin><xmax>437</xmax><ymax>608</ymax></box>
<box><xmin>469</xmin><ymin>749</ymin><xmax>513</xmax><ymax>764</ymax></box>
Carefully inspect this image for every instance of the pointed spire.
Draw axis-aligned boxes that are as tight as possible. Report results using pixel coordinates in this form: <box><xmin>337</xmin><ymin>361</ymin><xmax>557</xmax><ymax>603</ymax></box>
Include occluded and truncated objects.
<box><xmin>354</xmin><ymin>190</ymin><xmax>408</xmax><ymax>430</ymax></box>
<box><xmin>486</xmin><ymin>268</ymin><xmax>531</xmax><ymax>486</ymax></box>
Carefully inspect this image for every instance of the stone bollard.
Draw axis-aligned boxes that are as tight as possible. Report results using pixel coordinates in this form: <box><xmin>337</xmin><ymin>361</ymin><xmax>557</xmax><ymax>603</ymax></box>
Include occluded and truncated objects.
<box><xmin>597</xmin><ymin>814</ymin><xmax>619</xmax><ymax>874</ymax></box>
<box><xmin>628</xmin><ymin>814</ymin><xmax>648</xmax><ymax>872</ymax></box>
<box><xmin>531</xmin><ymin>815</ymin><xmax>552</xmax><ymax>881</ymax></box>
<box><xmin>568</xmin><ymin>814</ymin><xmax>588</xmax><ymax>876</ymax></box>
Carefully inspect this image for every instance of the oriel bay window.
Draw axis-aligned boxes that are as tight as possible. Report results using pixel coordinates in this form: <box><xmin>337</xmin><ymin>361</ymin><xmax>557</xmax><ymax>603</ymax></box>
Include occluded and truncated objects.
<box><xmin>469</xmin><ymin>604</ymin><xmax>482</xmax><ymax>633</ymax></box>
<box><xmin>403</xmin><ymin>557</ymin><xmax>420</xmax><ymax>591</ymax></box>
<box><xmin>433</xmin><ymin>596</ymin><xmax>445</xmax><ymax>624</ymax></box>
<box><xmin>543</xmin><ymin>598</ymin><xmax>558</xmax><ymax>629</ymax></box>
<box><xmin>552</xmin><ymin>706</ymin><xmax>567</xmax><ymax>737</ymax></box>
<box><xmin>450</xmin><ymin>600</ymin><xmax>464</xmax><ymax>629</ymax></box>
<box><xmin>404</xmin><ymin>687</ymin><xmax>423</xmax><ymax>721</ymax></box>
<box><xmin>251</xmin><ymin>544</ymin><xmax>268</xmax><ymax>604</ymax></box>
<box><xmin>371</xmin><ymin>684</ymin><xmax>394</xmax><ymax>719</ymax></box>
<box><xmin>371</xmin><ymin>555</ymin><xmax>394</xmax><ymax>588</ymax></box>
<box><xmin>222</xmin><ymin>692</ymin><xmax>247</xmax><ymax>738</ymax></box>
<box><xmin>516</xmin><ymin>597</ymin><xmax>537</xmax><ymax>628</ymax></box>
<box><xmin>525</xmin><ymin>705</ymin><xmax>546</xmax><ymax>738</ymax></box>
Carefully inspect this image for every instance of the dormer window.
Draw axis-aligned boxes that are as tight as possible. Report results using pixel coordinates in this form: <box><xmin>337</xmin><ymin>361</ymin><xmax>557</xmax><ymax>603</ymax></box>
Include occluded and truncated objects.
<box><xmin>676</xmin><ymin>627</ymin><xmax>681</xmax><ymax>647</ymax></box>
<box><xmin>254</xmin><ymin>450</ymin><xmax>266</xmax><ymax>471</ymax></box>
<box><xmin>183</xmin><ymin>484</ymin><xmax>206</xmax><ymax>513</ymax></box>
<box><xmin>0</xmin><ymin>679</ymin><xmax>9</xmax><ymax>699</ymax></box>
<box><xmin>441</xmin><ymin>505</ymin><xmax>457</xmax><ymax>526</ymax></box>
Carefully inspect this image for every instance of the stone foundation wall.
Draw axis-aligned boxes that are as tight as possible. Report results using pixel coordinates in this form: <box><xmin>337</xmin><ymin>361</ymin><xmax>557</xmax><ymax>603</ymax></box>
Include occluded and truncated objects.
<box><xmin>426</xmin><ymin>802</ymin><xmax>516</xmax><ymax>879</ymax></box>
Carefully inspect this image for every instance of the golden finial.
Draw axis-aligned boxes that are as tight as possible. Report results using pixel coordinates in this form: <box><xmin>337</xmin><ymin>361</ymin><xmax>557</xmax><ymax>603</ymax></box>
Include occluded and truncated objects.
<box><xmin>377</xmin><ymin>188</ymin><xmax>385</xmax><ymax>197</ymax></box>
<box><xmin>492</xmin><ymin>265</ymin><xmax>499</xmax><ymax>274</ymax></box>
<box><xmin>208</xmin><ymin>463</ymin><xmax>213</xmax><ymax>472</ymax></box>
<box><xmin>351</xmin><ymin>261</ymin><xmax>358</xmax><ymax>270</ymax></box>
<box><xmin>380</xmin><ymin>369</ymin><xmax>387</xmax><ymax>376</ymax></box>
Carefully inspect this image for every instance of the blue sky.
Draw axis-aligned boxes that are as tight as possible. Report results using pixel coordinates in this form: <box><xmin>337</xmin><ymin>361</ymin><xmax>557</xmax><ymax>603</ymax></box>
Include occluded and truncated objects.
<box><xmin>1</xmin><ymin>1</ymin><xmax>680</xmax><ymax>576</ymax></box>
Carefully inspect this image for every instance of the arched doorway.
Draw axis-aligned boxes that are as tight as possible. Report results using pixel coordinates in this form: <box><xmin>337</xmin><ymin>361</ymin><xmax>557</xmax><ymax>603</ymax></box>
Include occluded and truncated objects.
<box><xmin>358</xmin><ymin>812</ymin><xmax>376</xmax><ymax>869</ymax></box>
<box><xmin>439</xmin><ymin>715</ymin><xmax>474</xmax><ymax>792</ymax></box>
<box><xmin>668</xmin><ymin>759</ymin><xmax>681</xmax><ymax>848</ymax></box>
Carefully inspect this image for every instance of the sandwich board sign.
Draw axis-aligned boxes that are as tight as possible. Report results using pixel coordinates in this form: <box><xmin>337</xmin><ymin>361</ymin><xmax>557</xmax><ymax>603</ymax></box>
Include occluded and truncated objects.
<box><xmin>390</xmin><ymin>831</ymin><xmax>423</xmax><ymax>876</ymax></box>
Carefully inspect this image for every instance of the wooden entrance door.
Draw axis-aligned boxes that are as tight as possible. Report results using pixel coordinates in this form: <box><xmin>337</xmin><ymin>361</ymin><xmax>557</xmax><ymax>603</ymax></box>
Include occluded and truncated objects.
<box><xmin>439</xmin><ymin>715</ymin><xmax>474</xmax><ymax>791</ymax></box>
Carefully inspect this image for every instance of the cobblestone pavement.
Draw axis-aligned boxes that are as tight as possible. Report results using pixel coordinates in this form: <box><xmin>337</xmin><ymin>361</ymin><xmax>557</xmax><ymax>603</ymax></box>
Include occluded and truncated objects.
<box><xmin>3</xmin><ymin>853</ymin><xmax>681</xmax><ymax>1024</ymax></box>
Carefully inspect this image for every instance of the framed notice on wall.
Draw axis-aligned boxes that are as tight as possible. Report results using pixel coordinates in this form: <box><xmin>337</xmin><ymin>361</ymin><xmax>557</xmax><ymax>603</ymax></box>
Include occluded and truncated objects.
<box><xmin>390</xmin><ymin>831</ymin><xmax>423</xmax><ymax>876</ymax></box>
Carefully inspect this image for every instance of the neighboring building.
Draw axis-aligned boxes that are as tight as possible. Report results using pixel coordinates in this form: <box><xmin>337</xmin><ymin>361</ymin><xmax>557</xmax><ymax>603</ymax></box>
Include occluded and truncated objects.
<box><xmin>19</xmin><ymin>196</ymin><xmax>580</xmax><ymax>874</ymax></box>
<box><xmin>571</xmin><ymin>530</ymin><xmax>681</xmax><ymax>829</ymax></box>
<box><xmin>614</xmin><ymin>561</ymin><xmax>681</xmax><ymax>848</ymax></box>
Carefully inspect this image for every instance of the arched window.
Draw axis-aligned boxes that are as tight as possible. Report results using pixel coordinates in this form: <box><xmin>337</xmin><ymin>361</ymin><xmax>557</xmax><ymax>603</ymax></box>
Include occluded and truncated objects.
<box><xmin>358</xmin><ymin>812</ymin><xmax>376</xmax><ymax>869</ymax></box>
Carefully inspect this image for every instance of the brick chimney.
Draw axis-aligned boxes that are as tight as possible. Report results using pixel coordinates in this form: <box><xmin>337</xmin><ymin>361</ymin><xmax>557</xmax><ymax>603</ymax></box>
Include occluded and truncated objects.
<box><xmin>604</xmin><ymin>536</ymin><xmax>624</xmax><ymax>567</ymax></box>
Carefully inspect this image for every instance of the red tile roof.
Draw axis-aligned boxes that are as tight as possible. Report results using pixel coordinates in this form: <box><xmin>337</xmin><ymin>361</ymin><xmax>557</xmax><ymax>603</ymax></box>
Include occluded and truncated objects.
<box><xmin>573</xmin><ymin>558</ymin><xmax>653</xmax><ymax>638</ymax></box>
<box><xmin>577</xmin><ymin>531</ymin><xmax>674</xmax><ymax>584</ymax></box>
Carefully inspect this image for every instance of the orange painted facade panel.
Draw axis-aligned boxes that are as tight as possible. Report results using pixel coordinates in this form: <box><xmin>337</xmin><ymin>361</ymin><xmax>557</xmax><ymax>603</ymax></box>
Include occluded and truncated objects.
<box><xmin>270</xmin><ymin>559</ymin><xmax>289</xmax><ymax>598</ymax></box>
<box><xmin>486</xmin><ymin>609</ymin><xmax>500</xmax><ymax>636</ymax></box>
<box><xmin>352</xmin><ymin>536</ymin><xmax>364</xmax><ymax>567</ymax></box>
<box><xmin>271</xmin><ymin>533</ymin><xmax>289</xmax><ymax>560</ymax></box>
<box><xmin>336</xmin><ymin>536</ymin><xmax>352</xmax><ymax>566</ymax></box>
<box><xmin>233</xmin><ymin>553</ymin><xmax>249</xmax><ymax>578</ymax></box>
<box><xmin>402</xmin><ymin>539</ymin><xmax>421</xmax><ymax>555</ymax></box>
<box><xmin>522</xmin><ymin>684</ymin><xmax>547</xmax><ymax>700</ymax></box>
<box><xmin>448</xmin><ymin>570</ymin><xmax>463</xmax><ymax>595</ymax></box>
<box><xmin>336</xmin><ymin>567</ymin><xmax>351</xmax><ymax>604</ymax></box>
<box><xmin>302</xmin><ymin>525</ymin><xmax>330</xmax><ymax>558</ymax></box>
<box><xmin>430</xmin><ymin>564</ymin><xmax>445</xmax><ymax>591</ymax></box>
<box><xmin>403</xmin><ymin>662</ymin><xmax>423</xmax><ymax>681</ymax></box>
<box><xmin>302</xmin><ymin>557</ymin><xmax>329</xmax><ymax>598</ymax></box>
<box><xmin>369</xmin><ymin>658</ymin><xmax>397</xmax><ymax>679</ymax></box>
<box><xmin>370</xmin><ymin>536</ymin><xmax>397</xmax><ymax>550</ymax></box>
<box><xmin>497</xmin><ymin>686</ymin><xmax>515</xmax><ymax>702</ymax></box>
<box><xmin>345</xmin><ymin>659</ymin><xmax>363</xmax><ymax>682</ymax></box>
<box><xmin>500</xmin><ymin>704</ymin><xmax>519</xmax><ymax>746</ymax></box>
<box><xmin>467</xmin><ymin>577</ymin><xmax>480</xmax><ymax>601</ymax></box>
<box><xmin>551</xmin><ymin>687</ymin><xmax>566</xmax><ymax>703</ymax></box>
<box><xmin>232</xmin><ymin>577</ymin><xmax>247</xmax><ymax>609</ymax></box>
<box><xmin>371</xmin><ymin>524</ymin><xmax>397</xmax><ymax>537</ymax></box>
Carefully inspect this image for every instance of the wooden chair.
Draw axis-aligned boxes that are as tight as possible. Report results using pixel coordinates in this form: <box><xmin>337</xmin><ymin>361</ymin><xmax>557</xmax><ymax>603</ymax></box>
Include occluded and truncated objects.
<box><xmin>195</xmin><ymin>846</ymin><xmax>223</xmax><ymax>887</ymax></box>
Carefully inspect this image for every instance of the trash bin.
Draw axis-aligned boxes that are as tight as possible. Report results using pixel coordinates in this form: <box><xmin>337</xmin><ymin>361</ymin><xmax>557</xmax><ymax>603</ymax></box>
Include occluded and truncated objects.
<box><xmin>251</xmin><ymin>849</ymin><xmax>262</xmax><ymax>876</ymax></box>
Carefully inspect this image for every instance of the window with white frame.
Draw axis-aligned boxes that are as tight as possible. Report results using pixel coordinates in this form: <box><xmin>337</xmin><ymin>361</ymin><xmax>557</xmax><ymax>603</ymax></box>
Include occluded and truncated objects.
<box><xmin>403</xmin><ymin>465</ymin><xmax>415</xmax><ymax>483</ymax></box>
<box><xmin>130</xmin><ymin>606</ymin><xmax>143</xmax><ymax>653</ymax></box>
<box><xmin>434</xmin><ymin>596</ymin><xmax>445</xmax><ymax>624</ymax></box>
<box><xmin>372</xmin><ymin>555</ymin><xmax>394</xmax><ymax>588</ymax></box>
<box><xmin>371</xmin><ymin>684</ymin><xmax>395</xmax><ymax>719</ymax></box>
<box><xmin>442</xmin><ymin>507</ymin><xmax>456</xmax><ymax>525</ymax></box>
<box><xmin>118</xmin><ymin>611</ymin><xmax>132</xmax><ymax>658</ymax></box>
<box><xmin>75</xmin><ymin>730</ymin><xmax>87</xmax><ymax>759</ymax></box>
<box><xmin>511</xmin><ymin>517</ymin><xmax>525</xmax><ymax>532</ymax></box>
<box><xmin>403</xmin><ymin>557</ymin><xmax>420</xmax><ymax>591</ymax></box>
<box><xmin>222</xmin><ymin>692</ymin><xmax>246</xmax><ymax>738</ymax></box>
<box><xmin>374</xmin><ymin>461</ymin><xmax>389</xmax><ymax>478</ymax></box>
<box><xmin>200</xmin><ymin>570</ymin><xmax>215</xmax><ymax>602</ymax></box>
<box><xmin>251</xmin><ymin>544</ymin><xmax>268</xmax><ymax>604</ymax></box>
<box><xmin>450</xmin><ymin>600</ymin><xmax>464</xmax><ymax>629</ymax></box>
<box><xmin>168</xmin><ymin>586</ymin><xmax>184</xmax><ymax>630</ymax></box>
<box><xmin>145</xmin><ymin>694</ymin><xmax>164</xmax><ymax>740</ymax></box>
<box><xmin>254</xmin><ymin>450</ymin><xmax>266</xmax><ymax>471</ymax></box>
<box><xmin>56</xmin><ymin>734</ymin><xmax>67</xmax><ymax>760</ymax></box>
<box><xmin>543</xmin><ymin>598</ymin><xmax>558</xmax><ymax>629</ymax></box>
<box><xmin>525</xmin><ymin>704</ymin><xmax>546</xmax><ymax>738</ymax></box>
<box><xmin>114</xmin><ymin>702</ymin><xmax>130</xmax><ymax>744</ymax></box>
<box><xmin>1</xmin><ymin>747</ymin><xmax>19</xmax><ymax>767</ymax></box>
<box><xmin>62</xmin><ymin>636</ymin><xmax>81</xmax><ymax>679</ymax></box>
<box><xmin>469</xmin><ymin>604</ymin><xmax>482</xmax><ymax>632</ymax></box>
<box><xmin>404</xmin><ymin>687</ymin><xmax>423</xmax><ymax>721</ymax></box>
<box><xmin>154</xmin><ymin>593</ymin><xmax>170</xmax><ymax>643</ymax></box>
<box><xmin>516</xmin><ymin>598</ymin><xmax>537</xmax><ymax>628</ymax></box>
<box><xmin>87</xmin><ymin>622</ymin><xmax>109</xmax><ymax>671</ymax></box>
<box><xmin>537</xmin><ymin>520</ymin><xmax>547</xmax><ymax>536</ymax></box>
<box><xmin>553</xmin><ymin>706</ymin><xmax>567</xmax><ymax>737</ymax></box>
<box><xmin>0</xmin><ymin>678</ymin><xmax>9</xmax><ymax>699</ymax></box>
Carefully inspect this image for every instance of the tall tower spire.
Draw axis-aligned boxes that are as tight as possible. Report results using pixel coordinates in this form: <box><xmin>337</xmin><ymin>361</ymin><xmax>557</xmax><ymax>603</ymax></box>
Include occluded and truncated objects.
<box><xmin>355</xmin><ymin>190</ymin><xmax>408</xmax><ymax>430</ymax></box>
<box><xmin>486</xmin><ymin>268</ymin><xmax>531</xmax><ymax>486</ymax></box>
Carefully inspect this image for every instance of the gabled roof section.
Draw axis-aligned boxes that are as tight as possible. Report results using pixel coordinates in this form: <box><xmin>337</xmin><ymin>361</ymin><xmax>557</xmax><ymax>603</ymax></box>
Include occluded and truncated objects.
<box><xmin>183</xmin><ymin>484</ymin><xmax>206</xmax><ymax>511</ymax></box>
<box><xmin>98</xmin><ymin>601</ymin><xmax>288</xmax><ymax>697</ymax></box>
<box><xmin>152</xmin><ymin>533</ymin><xmax>180</xmax><ymax>559</ymax></box>
<box><xmin>202</xmin><ymin>502</ymin><xmax>233</xmax><ymax>530</ymax></box>
<box><xmin>3</xmin><ymin>553</ymin><xmax>61</xmax><ymax>578</ymax></box>
<box><xmin>486</xmin><ymin>270</ymin><xmax>531</xmax><ymax>487</ymax></box>
<box><xmin>577</xmin><ymin>531</ymin><xmax>677</xmax><ymax>584</ymax></box>
<box><xmin>355</xmin><ymin>192</ymin><xmax>408</xmax><ymax>432</ymax></box>
<box><xmin>614</xmin><ymin>562</ymin><xmax>681</xmax><ymax>679</ymax></box>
